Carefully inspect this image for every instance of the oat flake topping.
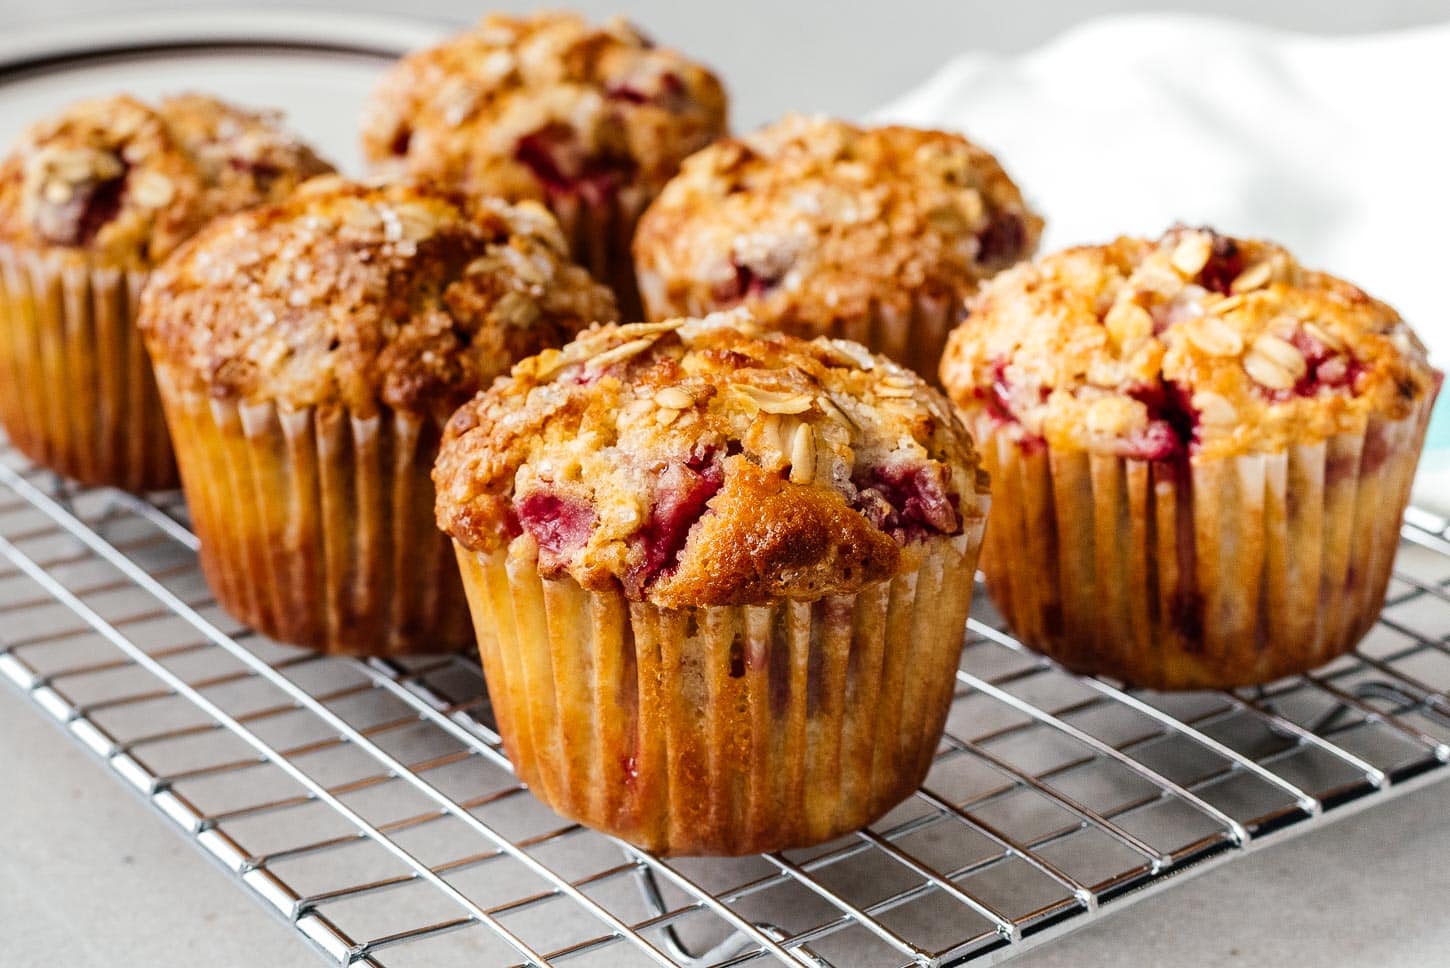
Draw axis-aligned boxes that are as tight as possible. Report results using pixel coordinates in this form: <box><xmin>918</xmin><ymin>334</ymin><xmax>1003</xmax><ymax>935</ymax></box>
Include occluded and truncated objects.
<box><xmin>435</xmin><ymin>309</ymin><xmax>989</xmax><ymax>608</ymax></box>
<box><xmin>360</xmin><ymin>12</ymin><xmax>727</xmax><ymax>204</ymax></box>
<box><xmin>139</xmin><ymin>177</ymin><xmax>618</xmax><ymax>421</ymax></box>
<box><xmin>633</xmin><ymin>114</ymin><xmax>1042</xmax><ymax>327</ymax></box>
<box><xmin>0</xmin><ymin>93</ymin><xmax>332</xmax><ymax>266</ymax></box>
<box><xmin>939</xmin><ymin>226</ymin><xmax>1440</xmax><ymax>461</ymax></box>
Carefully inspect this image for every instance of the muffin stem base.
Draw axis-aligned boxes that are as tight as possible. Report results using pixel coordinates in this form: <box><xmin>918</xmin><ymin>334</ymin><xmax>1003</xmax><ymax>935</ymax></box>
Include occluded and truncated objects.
<box><xmin>0</xmin><ymin>248</ymin><xmax>176</xmax><ymax>491</ymax></box>
<box><xmin>457</xmin><ymin>531</ymin><xmax>982</xmax><ymax>856</ymax></box>
<box><xmin>157</xmin><ymin>376</ymin><xmax>472</xmax><ymax>655</ymax></box>
<box><xmin>974</xmin><ymin>404</ymin><xmax>1434</xmax><ymax>690</ymax></box>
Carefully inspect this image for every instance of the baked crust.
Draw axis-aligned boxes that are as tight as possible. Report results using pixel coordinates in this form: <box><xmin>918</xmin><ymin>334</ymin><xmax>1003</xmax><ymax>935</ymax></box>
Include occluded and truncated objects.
<box><xmin>632</xmin><ymin>114</ymin><xmax>1042</xmax><ymax>326</ymax></box>
<box><xmin>0</xmin><ymin>93</ymin><xmax>332</xmax><ymax>266</ymax></box>
<box><xmin>939</xmin><ymin>226</ymin><xmax>1440</xmax><ymax>461</ymax></box>
<box><xmin>139</xmin><ymin>177</ymin><xmax>619</xmax><ymax>420</ymax></box>
<box><xmin>360</xmin><ymin>12</ymin><xmax>727</xmax><ymax>202</ymax></box>
<box><xmin>434</xmin><ymin>309</ymin><xmax>989</xmax><ymax>608</ymax></box>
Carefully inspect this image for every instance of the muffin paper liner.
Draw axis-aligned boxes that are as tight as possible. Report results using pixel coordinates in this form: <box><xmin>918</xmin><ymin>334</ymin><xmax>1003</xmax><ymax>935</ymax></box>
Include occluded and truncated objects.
<box><xmin>155</xmin><ymin>370</ymin><xmax>472</xmax><ymax>656</ymax></box>
<box><xmin>455</xmin><ymin>526</ymin><xmax>984</xmax><ymax>856</ymax></box>
<box><xmin>635</xmin><ymin>277</ymin><xmax>958</xmax><ymax>383</ymax></box>
<box><xmin>969</xmin><ymin>398</ymin><xmax>1436</xmax><ymax>690</ymax></box>
<box><xmin>835</xmin><ymin>291</ymin><xmax>957</xmax><ymax>385</ymax></box>
<box><xmin>549</xmin><ymin>185</ymin><xmax>651</xmax><ymax>321</ymax></box>
<box><xmin>0</xmin><ymin>245</ymin><xmax>176</xmax><ymax>491</ymax></box>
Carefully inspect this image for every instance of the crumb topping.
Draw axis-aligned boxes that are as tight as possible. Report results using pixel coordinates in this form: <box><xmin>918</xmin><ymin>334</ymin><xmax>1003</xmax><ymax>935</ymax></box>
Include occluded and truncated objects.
<box><xmin>360</xmin><ymin>12</ymin><xmax>727</xmax><ymax>204</ymax></box>
<box><xmin>139</xmin><ymin>177</ymin><xmax>619</xmax><ymax>421</ymax></box>
<box><xmin>939</xmin><ymin>226</ymin><xmax>1441</xmax><ymax>461</ymax></box>
<box><xmin>633</xmin><ymin>114</ymin><xmax>1042</xmax><ymax>326</ymax></box>
<box><xmin>0</xmin><ymin>93</ymin><xmax>332</xmax><ymax>266</ymax></box>
<box><xmin>434</xmin><ymin>309</ymin><xmax>988</xmax><ymax>607</ymax></box>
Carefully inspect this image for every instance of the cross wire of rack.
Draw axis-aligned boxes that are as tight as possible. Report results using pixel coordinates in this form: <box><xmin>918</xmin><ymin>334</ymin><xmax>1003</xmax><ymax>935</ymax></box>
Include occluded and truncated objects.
<box><xmin>2</xmin><ymin>438</ymin><xmax>1449</xmax><ymax>968</ymax></box>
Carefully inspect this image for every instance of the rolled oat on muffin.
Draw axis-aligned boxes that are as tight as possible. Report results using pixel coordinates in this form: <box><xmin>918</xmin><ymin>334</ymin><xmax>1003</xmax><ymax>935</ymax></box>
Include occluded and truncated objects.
<box><xmin>139</xmin><ymin>176</ymin><xmax>618</xmax><ymax>656</ymax></box>
<box><xmin>633</xmin><ymin>114</ymin><xmax>1041</xmax><ymax>377</ymax></box>
<box><xmin>361</xmin><ymin>11</ymin><xmax>728</xmax><ymax>317</ymax></box>
<box><xmin>940</xmin><ymin>226</ymin><xmax>1442</xmax><ymax>690</ymax></box>
<box><xmin>435</xmin><ymin>309</ymin><xmax>989</xmax><ymax>855</ymax></box>
<box><xmin>0</xmin><ymin>93</ymin><xmax>332</xmax><ymax>491</ymax></box>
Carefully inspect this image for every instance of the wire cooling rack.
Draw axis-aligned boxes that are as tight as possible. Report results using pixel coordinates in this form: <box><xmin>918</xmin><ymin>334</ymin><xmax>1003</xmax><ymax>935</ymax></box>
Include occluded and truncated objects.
<box><xmin>2</xmin><ymin>437</ymin><xmax>1449</xmax><ymax>968</ymax></box>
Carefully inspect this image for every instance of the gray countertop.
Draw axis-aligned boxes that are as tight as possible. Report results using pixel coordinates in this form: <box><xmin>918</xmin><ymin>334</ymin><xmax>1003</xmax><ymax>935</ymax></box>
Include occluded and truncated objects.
<box><xmin>3</xmin><ymin>2</ymin><xmax>1450</xmax><ymax>966</ymax></box>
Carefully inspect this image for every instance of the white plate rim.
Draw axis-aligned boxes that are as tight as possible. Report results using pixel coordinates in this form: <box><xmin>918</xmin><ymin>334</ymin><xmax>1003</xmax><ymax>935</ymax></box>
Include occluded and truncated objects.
<box><xmin>0</xmin><ymin>9</ymin><xmax>449</xmax><ymax>78</ymax></box>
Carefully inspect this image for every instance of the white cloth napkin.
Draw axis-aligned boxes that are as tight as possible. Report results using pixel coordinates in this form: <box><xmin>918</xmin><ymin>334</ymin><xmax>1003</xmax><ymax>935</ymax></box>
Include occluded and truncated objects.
<box><xmin>872</xmin><ymin>14</ymin><xmax>1450</xmax><ymax>508</ymax></box>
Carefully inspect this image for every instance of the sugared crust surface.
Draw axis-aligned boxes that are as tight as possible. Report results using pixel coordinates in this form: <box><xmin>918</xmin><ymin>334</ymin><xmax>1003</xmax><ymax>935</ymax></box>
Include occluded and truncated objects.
<box><xmin>360</xmin><ymin>12</ymin><xmax>727</xmax><ymax>200</ymax></box>
<box><xmin>0</xmin><ymin>93</ymin><xmax>332</xmax><ymax>266</ymax></box>
<box><xmin>434</xmin><ymin>310</ymin><xmax>989</xmax><ymax>608</ymax></box>
<box><xmin>139</xmin><ymin>177</ymin><xmax>619</xmax><ymax>420</ymax></box>
<box><xmin>632</xmin><ymin>114</ymin><xmax>1042</xmax><ymax>326</ymax></box>
<box><xmin>939</xmin><ymin>227</ymin><xmax>1440</xmax><ymax>461</ymax></box>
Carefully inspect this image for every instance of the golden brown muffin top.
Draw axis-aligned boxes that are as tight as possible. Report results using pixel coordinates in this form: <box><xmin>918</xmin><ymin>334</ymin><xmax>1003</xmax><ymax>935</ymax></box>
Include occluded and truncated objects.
<box><xmin>0</xmin><ymin>93</ymin><xmax>332</xmax><ymax>267</ymax></box>
<box><xmin>360</xmin><ymin>12</ymin><xmax>727</xmax><ymax>204</ymax></box>
<box><xmin>139</xmin><ymin>176</ymin><xmax>619</xmax><ymax>421</ymax></box>
<box><xmin>939</xmin><ymin>226</ymin><xmax>1441</xmax><ymax>461</ymax></box>
<box><xmin>435</xmin><ymin>309</ymin><xmax>989</xmax><ymax>608</ymax></box>
<box><xmin>632</xmin><ymin>114</ymin><xmax>1042</xmax><ymax>326</ymax></box>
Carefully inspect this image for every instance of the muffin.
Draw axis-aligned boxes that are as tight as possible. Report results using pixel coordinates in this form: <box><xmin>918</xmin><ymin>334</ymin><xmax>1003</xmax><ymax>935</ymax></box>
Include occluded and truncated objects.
<box><xmin>360</xmin><ymin>12</ymin><xmax>728</xmax><ymax>317</ymax></box>
<box><xmin>139</xmin><ymin>177</ymin><xmax>618</xmax><ymax>655</ymax></box>
<box><xmin>632</xmin><ymin>115</ymin><xmax>1041</xmax><ymax>377</ymax></box>
<box><xmin>940</xmin><ymin>226</ymin><xmax>1442</xmax><ymax>690</ymax></box>
<box><xmin>0</xmin><ymin>93</ymin><xmax>332</xmax><ymax>491</ymax></box>
<box><xmin>434</xmin><ymin>310</ymin><xmax>990</xmax><ymax>854</ymax></box>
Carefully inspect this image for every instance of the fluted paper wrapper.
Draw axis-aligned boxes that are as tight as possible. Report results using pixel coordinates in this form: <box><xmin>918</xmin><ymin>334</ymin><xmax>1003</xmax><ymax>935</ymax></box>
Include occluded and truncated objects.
<box><xmin>832</xmin><ymin>291</ymin><xmax>957</xmax><ymax>386</ymax></box>
<box><xmin>155</xmin><ymin>371</ymin><xmax>472</xmax><ymax>655</ymax></box>
<box><xmin>456</xmin><ymin>527</ymin><xmax>984</xmax><ymax>856</ymax></box>
<box><xmin>0</xmin><ymin>245</ymin><xmax>176</xmax><ymax>491</ymax></box>
<box><xmin>549</xmin><ymin>185</ymin><xmax>651</xmax><ymax>321</ymax></box>
<box><xmin>970</xmin><ymin>401</ymin><xmax>1435</xmax><ymax>690</ymax></box>
<box><xmin>636</xmin><ymin>278</ymin><xmax>957</xmax><ymax>384</ymax></box>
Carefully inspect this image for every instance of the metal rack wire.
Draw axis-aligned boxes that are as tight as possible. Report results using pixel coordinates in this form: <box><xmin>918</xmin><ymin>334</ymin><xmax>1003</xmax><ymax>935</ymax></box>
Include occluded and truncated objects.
<box><xmin>2</xmin><ymin>434</ymin><xmax>1449</xmax><ymax>968</ymax></box>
